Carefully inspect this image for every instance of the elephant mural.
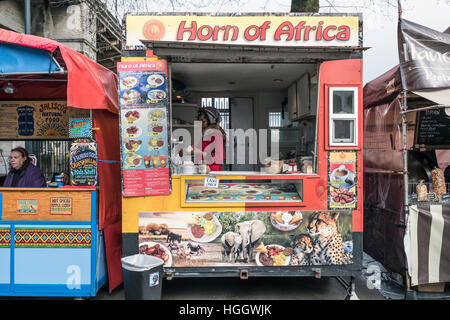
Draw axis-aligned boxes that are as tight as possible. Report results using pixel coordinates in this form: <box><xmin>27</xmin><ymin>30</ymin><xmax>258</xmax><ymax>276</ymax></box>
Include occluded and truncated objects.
<box><xmin>234</xmin><ymin>220</ymin><xmax>266</xmax><ymax>262</ymax></box>
<box><xmin>221</xmin><ymin>231</ymin><xmax>243</xmax><ymax>263</ymax></box>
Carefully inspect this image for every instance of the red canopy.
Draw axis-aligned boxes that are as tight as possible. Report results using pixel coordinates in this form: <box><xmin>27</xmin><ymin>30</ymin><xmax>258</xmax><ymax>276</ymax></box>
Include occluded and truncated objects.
<box><xmin>0</xmin><ymin>28</ymin><xmax>118</xmax><ymax>113</ymax></box>
<box><xmin>0</xmin><ymin>29</ymin><xmax>123</xmax><ymax>292</ymax></box>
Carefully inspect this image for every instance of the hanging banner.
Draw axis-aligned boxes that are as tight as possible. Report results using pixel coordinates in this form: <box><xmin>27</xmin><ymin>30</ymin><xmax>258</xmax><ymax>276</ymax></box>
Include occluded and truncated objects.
<box><xmin>398</xmin><ymin>18</ymin><xmax>450</xmax><ymax>91</ymax></box>
<box><xmin>328</xmin><ymin>151</ymin><xmax>357</xmax><ymax>209</ymax></box>
<box><xmin>69</xmin><ymin>139</ymin><xmax>98</xmax><ymax>186</ymax></box>
<box><xmin>0</xmin><ymin>101</ymin><xmax>90</xmax><ymax>139</ymax></box>
<box><xmin>118</xmin><ymin>60</ymin><xmax>171</xmax><ymax>197</ymax></box>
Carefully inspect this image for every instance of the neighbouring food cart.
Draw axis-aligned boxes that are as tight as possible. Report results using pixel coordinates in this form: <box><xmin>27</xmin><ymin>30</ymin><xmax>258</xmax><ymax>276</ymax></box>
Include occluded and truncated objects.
<box><xmin>119</xmin><ymin>13</ymin><xmax>364</xmax><ymax>296</ymax></box>
<box><xmin>0</xmin><ymin>29</ymin><xmax>122</xmax><ymax>297</ymax></box>
<box><xmin>363</xmin><ymin>19</ymin><xmax>450</xmax><ymax>298</ymax></box>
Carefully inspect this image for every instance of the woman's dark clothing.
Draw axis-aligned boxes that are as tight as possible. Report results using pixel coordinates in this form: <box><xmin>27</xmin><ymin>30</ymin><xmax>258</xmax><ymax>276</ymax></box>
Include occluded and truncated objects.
<box><xmin>11</xmin><ymin>170</ymin><xmax>22</xmax><ymax>187</ymax></box>
<box><xmin>3</xmin><ymin>164</ymin><xmax>47</xmax><ymax>187</ymax></box>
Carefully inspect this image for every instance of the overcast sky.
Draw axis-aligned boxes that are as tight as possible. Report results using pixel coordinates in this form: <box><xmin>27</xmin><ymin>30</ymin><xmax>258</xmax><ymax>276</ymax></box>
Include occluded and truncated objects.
<box><xmin>116</xmin><ymin>0</ymin><xmax>450</xmax><ymax>84</ymax></box>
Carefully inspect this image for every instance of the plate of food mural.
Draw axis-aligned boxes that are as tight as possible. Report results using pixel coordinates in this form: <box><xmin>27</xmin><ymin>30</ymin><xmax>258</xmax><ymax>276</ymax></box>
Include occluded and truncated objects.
<box><xmin>149</xmin><ymin>137</ymin><xmax>165</xmax><ymax>149</ymax></box>
<box><xmin>253</xmin><ymin>184</ymin><xmax>272</xmax><ymax>190</ymax></box>
<box><xmin>244</xmin><ymin>189</ymin><xmax>262</xmax><ymax>195</ymax></box>
<box><xmin>121</xmin><ymin>89</ymin><xmax>140</xmax><ymax>105</ymax></box>
<box><xmin>255</xmin><ymin>243</ymin><xmax>292</xmax><ymax>266</ymax></box>
<box><xmin>147</xmin><ymin>89</ymin><xmax>167</xmax><ymax>101</ymax></box>
<box><xmin>123</xmin><ymin>125</ymin><xmax>142</xmax><ymax>138</ymax></box>
<box><xmin>330</xmin><ymin>166</ymin><xmax>356</xmax><ymax>189</ymax></box>
<box><xmin>125</xmin><ymin>153</ymin><xmax>143</xmax><ymax>167</ymax></box>
<box><xmin>147</xmin><ymin>74</ymin><xmax>165</xmax><ymax>87</ymax></box>
<box><xmin>270</xmin><ymin>211</ymin><xmax>303</xmax><ymax>231</ymax></box>
<box><xmin>123</xmin><ymin>110</ymin><xmax>141</xmax><ymax>124</ymax></box>
<box><xmin>221</xmin><ymin>189</ymin><xmax>240</xmax><ymax>195</ymax></box>
<box><xmin>189</xmin><ymin>195</ymin><xmax>210</xmax><ymax>201</ymax></box>
<box><xmin>232</xmin><ymin>184</ymin><xmax>253</xmax><ymax>190</ymax></box>
<box><xmin>149</xmin><ymin>109</ymin><xmax>165</xmax><ymax>120</ymax></box>
<box><xmin>187</xmin><ymin>213</ymin><xmax>222</xmax><ymax>243</ymax></box>
<box><xmin>120</xmin><ymin>75</ymin><xmax>139</xmax><ymax>89</ymax></box>
<box><xmin>200</xmin><ymin>189</ymin><xmax>219</xmax><ymax>196</ymax></box>
<box><xmin>139</xmin><ymin>241</ymin><xmax>172</xmax><ymax>267</ymax></box>
<box><xmin>123</xmin><ymin>139</ymin><xmax>142</xmax><ymax>153</ymax></box>
<box><xmin>150</xmin><ymin>123</ymin><xmax>165</xmax><ymax>134</ymax></box>
<box><xmin>330</xmin><ymin>186</ymin><xmax>356</xmax><ymax>205</ymax></box>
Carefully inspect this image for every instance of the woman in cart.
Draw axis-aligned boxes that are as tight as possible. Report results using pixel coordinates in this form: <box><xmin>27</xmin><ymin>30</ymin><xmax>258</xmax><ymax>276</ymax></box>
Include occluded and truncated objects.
<box><xmin>3</xmin><ymin>147</ymin><xmax>46</xmax><ymax>187</ymax></box>
<box><xmin>194</xmin><ymin>106</ymin><xmax>226</xmax><ymax>172</ymax></box>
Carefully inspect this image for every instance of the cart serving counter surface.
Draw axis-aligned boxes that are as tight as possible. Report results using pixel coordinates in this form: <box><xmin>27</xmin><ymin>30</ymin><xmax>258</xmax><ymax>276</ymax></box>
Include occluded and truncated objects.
<box><xmin>120</xmin><ymin>13</ymin><xmax>364</xmax><ymax>284</ymax></box>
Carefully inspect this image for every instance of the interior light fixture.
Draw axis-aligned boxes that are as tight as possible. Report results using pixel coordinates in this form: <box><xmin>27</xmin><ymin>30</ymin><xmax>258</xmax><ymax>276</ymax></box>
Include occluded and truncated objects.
<box><xmin>2</xmin><ymin>82</ymin><xmax>16</xmax><ymax>94</ymax></box>
<box><xmin>273</xmin><ymin>79</ymin><xmax>283</xmax><ymax>83</ymax></box>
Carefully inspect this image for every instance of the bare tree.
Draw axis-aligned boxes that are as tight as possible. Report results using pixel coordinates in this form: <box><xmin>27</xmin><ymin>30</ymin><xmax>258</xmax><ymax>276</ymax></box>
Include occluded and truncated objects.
<box><xmin>291</xmin><ymin>0</ymin><xmax>319</xmax><ymax>12</ymax></box>
<box><xmin>101</xmin><ymin>0</ymin><xmax>449</xmax><ymax>21</ymax></box>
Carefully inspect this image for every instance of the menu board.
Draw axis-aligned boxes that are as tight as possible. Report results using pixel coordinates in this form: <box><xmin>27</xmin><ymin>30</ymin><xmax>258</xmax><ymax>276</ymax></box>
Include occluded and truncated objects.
<box><xmin>118</xmin><ymin>60</ymin><xmax>171</xmax><ymax>197</ymax></box>
<box><xmin>328</xmin><ymin>151</ymin><xmax>357</xmax><ymax>209</ymax></box>
<box><xmin>415</xmin><ymin>108</ymin><xmax>450</xmax><ymax>148</ymax></box>
<box><xmin>69</xmin><ymin>139</ymin><xmax>98</xmax><ymax>186</ymax></box>
<box><xmin>0</xmin><ymin>101</ymin><xmax>90</xmax><ymax>139</ymax></box>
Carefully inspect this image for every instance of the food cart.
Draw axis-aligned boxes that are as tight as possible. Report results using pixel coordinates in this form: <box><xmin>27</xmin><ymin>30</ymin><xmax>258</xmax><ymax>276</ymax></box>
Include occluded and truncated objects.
<box><xmin>119</xmin><ymin>13</ymin><xmax>364</xmax><ymax>297</ymax></box>
<box><xmin>0</xmin><ymin>29</ymin><xmax>122</xmax><ymax>297</ymax></box>
<box><xmin>363</xmin><ymin>19</ymin><xmax>450</xmax><ymax>298</ymax></box>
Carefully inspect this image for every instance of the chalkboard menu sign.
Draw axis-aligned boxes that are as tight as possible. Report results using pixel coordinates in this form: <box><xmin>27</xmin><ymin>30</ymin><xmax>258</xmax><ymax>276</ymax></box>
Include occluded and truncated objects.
<box><xmin>70</xmin><ymin>139</ymin><xmax>98</xmax><ymax>186</ymax></box>
<box><xmin>415</xmin><ymin>108</ymin><xmax>450</xmax><ymax>148</ymax></box>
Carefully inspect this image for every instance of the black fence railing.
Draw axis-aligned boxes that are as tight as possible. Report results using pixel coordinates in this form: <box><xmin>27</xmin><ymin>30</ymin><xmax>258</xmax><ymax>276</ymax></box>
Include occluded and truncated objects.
<box><xmin>25</xmin><ymin>140</ymin><xmax>71</xmax><ymax>182</ymax></box>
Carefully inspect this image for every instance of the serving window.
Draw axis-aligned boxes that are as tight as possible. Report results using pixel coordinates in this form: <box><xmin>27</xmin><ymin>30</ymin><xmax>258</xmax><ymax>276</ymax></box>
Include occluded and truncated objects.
<box><xmin>329</xmin><ymin>87</ymin><xmax>358</xmax><ymax>146</ymax></box>
<box><xmin>170</xmin><ymin>62</ymin><xmax>319</xmax><ymax>176</ymax></box>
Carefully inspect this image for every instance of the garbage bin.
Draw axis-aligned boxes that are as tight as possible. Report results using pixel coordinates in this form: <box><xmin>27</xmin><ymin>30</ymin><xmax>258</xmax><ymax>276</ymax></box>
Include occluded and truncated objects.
<box><xmin>121</xmin><ymin>254</ymin><xmax>164</xmax><ymax>300</ymax></box>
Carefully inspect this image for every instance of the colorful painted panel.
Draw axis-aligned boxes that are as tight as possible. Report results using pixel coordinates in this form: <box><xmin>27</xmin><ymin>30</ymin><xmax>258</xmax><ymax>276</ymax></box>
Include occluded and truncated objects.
<box><xmin>16</xmin><ymin>199</ymin><xmax>38</xmax><ymax>215</ymax></box>
<box><xmin>69</xmin><ymin>118</ymin><xmax>92</xmax><ymax>138</ymax></box>
<box><xmin>50</xmin><ymin>197</ymin><xmax>73</xmax><ymax>215</ymax></box>
<box><xmin>0</xmin><ymin>228</ymin><xmax>11</xmax><ymax>248</ymax></box>
<box><xmin>328</xmin><ymin>151</ymin><xmax>357</xmax><ymax>209</ymax></box>
<box><xmin>138</xmin><ymin>211</ymin><xmax>353</xmax><ymax>267</ymax></box>
<box><xmin>14</xmin><ymin>228</ymin><xmax>91</xmax><ymax>248</ymax></box>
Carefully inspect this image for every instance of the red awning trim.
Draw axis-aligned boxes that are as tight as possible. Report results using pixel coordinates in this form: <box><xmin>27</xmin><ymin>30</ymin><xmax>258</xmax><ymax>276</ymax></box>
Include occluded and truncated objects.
<box><xmin>0</xmin><ymin>28</ymin><xmax>118</xmax><ymax>114</ymax></box>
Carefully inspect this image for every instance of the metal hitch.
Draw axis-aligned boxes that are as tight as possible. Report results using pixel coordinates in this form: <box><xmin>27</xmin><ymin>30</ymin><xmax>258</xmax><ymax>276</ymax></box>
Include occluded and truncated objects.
<box><xmin>239</xmin><ymin>269</ymin><xmax>249</xmax><ymax>279</ymax></box>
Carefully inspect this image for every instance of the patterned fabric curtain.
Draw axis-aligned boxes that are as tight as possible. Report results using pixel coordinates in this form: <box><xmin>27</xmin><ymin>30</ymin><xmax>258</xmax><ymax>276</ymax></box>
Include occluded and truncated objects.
<box><xmin>407</xmin><ymin>204</ymin><xmax>450</xmax><ymax>286</ymax></box>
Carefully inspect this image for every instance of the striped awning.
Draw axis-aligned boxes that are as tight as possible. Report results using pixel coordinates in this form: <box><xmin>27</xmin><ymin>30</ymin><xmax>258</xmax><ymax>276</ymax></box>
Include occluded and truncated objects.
<box><xmin>407</xmin><ymin>204</ymin><xmax>450</xmax><ymax>286</ymax></box>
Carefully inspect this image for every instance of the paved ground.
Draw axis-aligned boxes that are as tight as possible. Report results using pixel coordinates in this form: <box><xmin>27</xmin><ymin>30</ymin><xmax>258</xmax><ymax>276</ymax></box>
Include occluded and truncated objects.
<box><xmin>94</xmin><ymin>252</ymin><xmax>387</xmax><ymax>300</ymax></box>
<box><xmin>95</xmin><ymin>274</ymin><xmax>386</xmax><ymax>300</ymax></box>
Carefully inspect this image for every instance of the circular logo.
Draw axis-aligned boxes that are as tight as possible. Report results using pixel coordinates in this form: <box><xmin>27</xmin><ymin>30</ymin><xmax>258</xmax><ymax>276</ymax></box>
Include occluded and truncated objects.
<box><xmin>143</xmin><ymin>20</ymin><xmax>165</xmax><ymax>41</ymax></box>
